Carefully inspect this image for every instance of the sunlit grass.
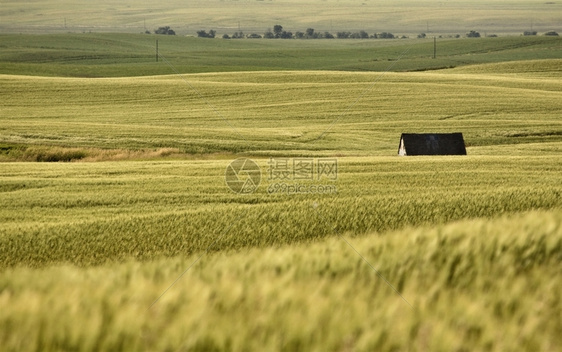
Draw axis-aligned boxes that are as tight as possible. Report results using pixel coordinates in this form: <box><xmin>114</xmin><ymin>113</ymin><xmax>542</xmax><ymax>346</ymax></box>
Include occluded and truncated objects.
<box><xmin>1</xmin><ymin>155</ymin><xmax>560</xmax><ymax>268</ymax></box>
<box><xmin>1</xmin><ymin>210</ymin><xmax>560</xmax><ymax>351</ymax></box>
<box><xmin>1</xmin><ymin>59</ymin><xmax>561</xmax><ymax>156</ymax></box>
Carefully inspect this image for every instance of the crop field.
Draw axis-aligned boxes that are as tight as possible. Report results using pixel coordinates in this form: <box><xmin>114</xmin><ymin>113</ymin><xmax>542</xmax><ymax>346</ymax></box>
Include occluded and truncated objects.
<box><xmin>1</xmin><ymin>25</ymin><xmax>562</xmax><ymax>352</ymax></box>
<box><xmin>1</xmin><ymin>0</ymin><xmax>561</xmax><ymax>35</ymax></box>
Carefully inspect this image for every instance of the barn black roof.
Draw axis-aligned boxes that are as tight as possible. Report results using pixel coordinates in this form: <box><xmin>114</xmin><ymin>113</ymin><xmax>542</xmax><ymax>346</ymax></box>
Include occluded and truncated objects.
<box><xmin>398</xmin><ymin>133</ymin><xmax>467</xmax><ymax>156</ymax></box>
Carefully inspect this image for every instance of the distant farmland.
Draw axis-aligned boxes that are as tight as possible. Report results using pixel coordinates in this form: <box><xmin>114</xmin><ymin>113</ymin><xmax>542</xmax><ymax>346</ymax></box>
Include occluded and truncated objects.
<box><xmin>0</xmin><ymin>0</ymin><xmax>560</xmax><ymax>36</ymax></box>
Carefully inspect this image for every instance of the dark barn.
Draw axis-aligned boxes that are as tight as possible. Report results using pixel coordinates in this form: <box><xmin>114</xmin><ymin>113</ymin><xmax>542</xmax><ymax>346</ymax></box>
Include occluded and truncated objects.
<box><xmin>398</xmin><ymin>133</ymin><xmax>467</xmax><ymax>156</ymax></box>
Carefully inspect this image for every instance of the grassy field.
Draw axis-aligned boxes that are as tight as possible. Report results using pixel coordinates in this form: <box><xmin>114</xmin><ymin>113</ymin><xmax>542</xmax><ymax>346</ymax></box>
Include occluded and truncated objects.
<box><xmin>1</xmin><ymin>210</ymin><xmax>561</xmax><ymax>351</ymax></box>
<box><xmin>0</xmin><ymin>33</ymin><xmax>560</xmax><ymax>76</ymax></box>
<box><xmin>1</xmin><ymin>0</ymin><xmax>561</xmax><ymax>35</ymax></box>
<box><xmin>1</xmin><ymin>156</ymin><xmax>561</xmax><ymax>268</ymax></box>
<box><xmin>1</xmin><ymin>30</ymin><xmax>562</xmax><ymax>351</ymax></box>
<box><xmin>1</xmin><ymin>46</ymin><xmax>561</xmax><ymax>155</ymax></box>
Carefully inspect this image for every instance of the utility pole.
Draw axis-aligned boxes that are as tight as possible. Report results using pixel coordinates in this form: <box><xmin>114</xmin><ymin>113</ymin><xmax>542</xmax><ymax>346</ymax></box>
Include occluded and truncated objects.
<box><xmin>156</xmin><ymin>39</ymin><xmax>158</xmax><ymax>62</ymax></box>
<box><xmin>433</xmin><ymin>36</ymin><xmax>436</xmax><ymax>59</ymax></box>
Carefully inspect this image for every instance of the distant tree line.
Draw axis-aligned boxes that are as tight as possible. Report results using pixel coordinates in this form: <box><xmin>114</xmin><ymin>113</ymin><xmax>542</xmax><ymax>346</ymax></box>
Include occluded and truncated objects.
<box><xmin>144</xmin><ymin>25</ymin><xmax>559</xmax><ymax>39</ymax></box>
<box><xmin>213</xmin><ymin>26</ymin><xmax>490</xmax><ymax>40</ymax></box>
<box><xmin>523</xmin><ymin>30</ymin><xmax>558</xmax><ymax>36</ymax></box>
<box><xmin>208</xmin><ymin>25</ymin><xmax>559</xmax><ymax>40</ymax></box>
<box><xmin>196</xmin><ymin>29</ymin><xmax>216</xmax><ymax>38</ymax></box>
<box><xmin>203</xmin><ymin>24</ymin><xmax>400</xmax><ymax>40</ymax></box>
<box><xmin>149</xmin><ymin>26</ymin><xmax>175</xmax><ymax>35</ymax></box>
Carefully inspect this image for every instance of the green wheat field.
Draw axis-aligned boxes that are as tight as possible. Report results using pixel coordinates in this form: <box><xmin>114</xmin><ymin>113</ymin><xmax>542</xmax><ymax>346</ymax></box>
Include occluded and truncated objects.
<box><xmin>1</xmin><ymin>1</ymin><xmax>562</xmax><ymax>351</ymax></box>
